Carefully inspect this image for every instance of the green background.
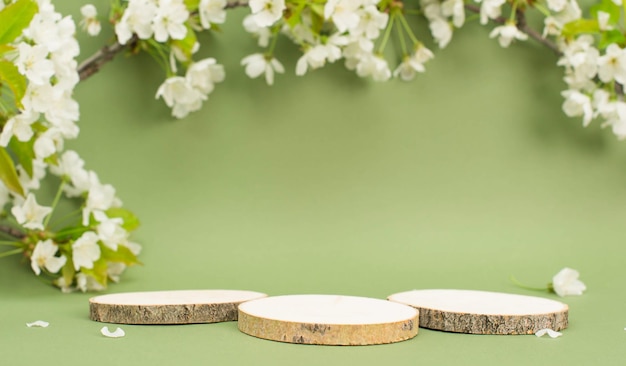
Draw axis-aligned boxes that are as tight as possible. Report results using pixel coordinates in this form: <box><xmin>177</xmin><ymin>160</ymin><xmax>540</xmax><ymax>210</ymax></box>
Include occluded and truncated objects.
<box><xmin>2</xmin><ymin>2</ymin><xmax>626</xmax><ymax>365</ymax></box>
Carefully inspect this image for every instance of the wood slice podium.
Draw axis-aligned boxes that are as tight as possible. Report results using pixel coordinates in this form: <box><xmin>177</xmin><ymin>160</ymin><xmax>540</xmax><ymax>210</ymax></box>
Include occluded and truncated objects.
<box><xmin>90</xmin><ymin>290</ymin><xmax>267</xmax><ymax>324</ymax></box>
<box><xmin>237</xmin><ymin>294</ymin><xmax>419</xmax><ymax>345</ymax></box>
<box><xmin>388</xmin><ymin>289</ymin><xmax>568</xmax><ymax>334</ymax></box>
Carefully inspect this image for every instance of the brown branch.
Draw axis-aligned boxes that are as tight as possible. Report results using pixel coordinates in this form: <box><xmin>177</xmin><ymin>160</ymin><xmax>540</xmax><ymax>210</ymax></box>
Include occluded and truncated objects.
<box><xmin>0</xmin><ymin>225</ymin><xmax>25</xmax><ymax>239</ymax></box>
<box><xmin>464</xmin><ymin>4</ymin><xmax>562</xmax><ymax>56</ymax></box>
<box><xmin>78</xmin><ymin>39</ymin><xmax>133</xmax><ymax>81</ymax></box>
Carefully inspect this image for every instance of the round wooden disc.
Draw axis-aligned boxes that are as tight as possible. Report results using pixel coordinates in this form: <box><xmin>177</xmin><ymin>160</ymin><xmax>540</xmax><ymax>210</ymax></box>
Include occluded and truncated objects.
<box><xmin>387</xmin><ymin>289</ymin><xmax>568</xmax><ymax>334</ymax></box>
<box><xmin>237</xmin><ymin>294</ymin><xmax>419</xmax><ymax>345</ymax></box>
<box><xmin>89</xmin><ymin>290</ymin><xmax>267</xmax><ymax>324</ymax></box>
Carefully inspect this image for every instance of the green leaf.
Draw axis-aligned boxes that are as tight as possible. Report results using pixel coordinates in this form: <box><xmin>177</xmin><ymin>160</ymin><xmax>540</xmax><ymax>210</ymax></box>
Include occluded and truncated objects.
<box><xmin>106</xmin><ymin>207</ymin><xmax>140</xmax><ymax>231</ymax></box>
<box><xmin>61</xmin><ymin>261</ymin><xmax>75</xmax><ymax>287</ymax></box>
<box><xmin>184</xmin><ymin>0</ymin><xmax>200</xmax><ymax>11</ymax></box>
<box><xmin>599</xmin><ymin>29</ymin><xmax>626</xmax><ymax>49</ymax></box>
<box><xmin>0</xmin><ymin>60</ymin><xmax>26</xmax><ymax>109</ymax></box>
<box><xmin>562</xmin><ymin>19</ymin><xmax>600</xmax><ymax>38</ymax></box>
<box><xmin>0</xmin><ymin>0</ymin><xmax>39</xmax><ymax>45</ymax></box>
<box><xmin>8</xmin><ymin>137</ymin><xmax>34</xmax><ymax>178</ymax></box>
<box><xmin>54</xmin><ymin>226</ymin><xmax>90</xmax><ymax>242</ymax></box>
<box><xmin>0</xmin><ymin>44</ymin><xmax>14</xmax><ymax>57</ymax></box>
<box><xmin>591</xmin><ymin>0</ymin><xmax>621</xmax><ymax>24</ymax></box>
<box><xmin>285</xmin><ymin>3</ymin><xmax>306</xmax><ymax>28</ymax></box>
<box><xmin>100</xmin><ymin>244</ymin><xmax>141</xmax><ymax>266</ymax></box>
<box><xmin>0</xmin><ymin>147</ymin><xmax>23</xmax><ymax>196</ymax></box>
<box><xmin>310</xmin><ymin>4</ymin><xmax>324</xmax><ymax>17</ymax></box>
<box><xmin>80</xmin><ymin>258</ymin><xmax>108</xmax><ymax>286</ymax></box>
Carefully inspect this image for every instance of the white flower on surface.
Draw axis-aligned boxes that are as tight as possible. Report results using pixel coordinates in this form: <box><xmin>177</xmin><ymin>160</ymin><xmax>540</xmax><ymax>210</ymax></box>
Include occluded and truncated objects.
<box><xmin>324</xmin><ymin>0</ymin><xmax>361</xmax><ymax>33</ymax></box>
<box><xmin>243</xmin><ymin>15</ymin><xmax>271</xmax><ymax>47</ymax></box>
<box><xmin>0</xmin><ymin>111</ymin><xmax>39</xmax><ymax>147</ymax></box>
<box><xmin>249</xmin><ymin>0</ymin><xmax>286</xmax><ymax>27</ymax></box>
<box><xmin>199</xmin><ymin>0</ymin><xmax>227</xmax><ymax>29</ymax></box>
<box><xmin>101</xmin><ymin>326</ymin><xmax>125</xmax><ymax>338</ymax></box>
<box><xmin>551</xmin><ymin>267</ymin><xmax>586</xmax><ymax>297</ymax></box>
<box><xmin>11</xmin><ymin>193</ymin><xmax>52</xmax><ymax>231</ymax></box>
<box><xmin>561</xmin><ymin>90</ymin><xmax>593</xmax><ymax>126</ymax></box>
<box><xmin>152</xmin><ymin>0</ymin><xmax>189</xmax><ymax>42</ymax></box>
<box><xmin>72</xmin><ymin>231</ymin><xmax>101</xmax><ymax>270</ymax></box>
<box><xmin>597</xmin><ymin>43</ymin><xmax>626</xmax><ymax>85</ymax></box>
<box><xmin>15</xmin><ymin>43</ymin><xmax>55</xmax><ymax>85</ymax></box>
<box><xmin>186</xmin><ymin>58</ymin><xmax>225</xmax><ymax>94</ymax></box>
<box><xmin>535</xmin><ymin>328</ymin><xmax>563</xmax><ymax>338</ymax></box>
<box><xmin>241</xmin><ymin>53</ymin><xmax>284</xmax><ymax>85</ymax></box>
<box><xmin>80</xmin><ymin>4</ymin><xmax>101</xmax><ymax>36</ymax></box>
<box><xmin>489</xmin><ymin>22</ymin><xmax>528</xmax><ymax>48</ymax></box>
<box><xmin>30</xmin><ymin>239</ymin><xmax>66</xmax><ymax>276</ymax></box>
<box><xmin>26</xmin><ymin>320</ymin><xmax>50</xmax><ymax>328</ymax></box>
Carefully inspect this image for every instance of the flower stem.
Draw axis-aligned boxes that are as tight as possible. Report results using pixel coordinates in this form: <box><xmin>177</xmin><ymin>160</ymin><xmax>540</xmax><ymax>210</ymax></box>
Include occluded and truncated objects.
<box><xmin>0</xmin><ymin>248</ymin><xmax>24</xmax><ymax>258</ymax></box>
<box><xmin>0</xmin><ymin>240</ymin><xmax>21</xmax><ymax>247</ymax></box>
<box><xmin>377</xmin><ymin>15</ymin><xmax>395</xmax><ymax>54</ymax></box>
<box><xmin>397</xmin><ymin>13</ymin><xmax>419</xmax><ymax>45</ymax></box>
<box><xmin>44</xmin><ymin>179</ymin><xmax>66</xmax><ymax>229</ymax></box>
<box><xmin>396</xmin><ymin>15</ymin><xmax>408</xmax><ymax>56</ymax></box>
<box><xmin>509</xmin><ymin>275</ymin><xmax>550</xmax><ymax>292</ymax></box>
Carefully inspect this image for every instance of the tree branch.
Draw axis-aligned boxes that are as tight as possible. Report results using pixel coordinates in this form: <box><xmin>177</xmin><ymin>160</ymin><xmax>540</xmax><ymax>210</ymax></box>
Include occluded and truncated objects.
<box><xmin>464</xmin><ymin>4</ymin><xmax>562</xmax><ymax>56</ymax></box>
<box><xmin>77</xmin><ymin>1</ymin><xmax>250</xmax><ymax>82</ymax></box>
<box><xmin>0</xmin><ymin>225</ymin><xmax>25</xmax><ymax>239</ymax></box>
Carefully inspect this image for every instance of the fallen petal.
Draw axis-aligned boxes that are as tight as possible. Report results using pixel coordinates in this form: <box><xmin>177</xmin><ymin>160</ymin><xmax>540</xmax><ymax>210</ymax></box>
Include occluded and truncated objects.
<box><xmin>26</xmin><ymin>320</ymin><xmax>50</xmax><ymax>328</ymax></box>
<box><xmin>100</xmin><ymin>326</ymin><xmax>125</xmax><ymax>338</ymax></box>
<box><xmin>535</xmin><ymin>328</ymin><xmax>562</xmax><ymax>338</ymax></box>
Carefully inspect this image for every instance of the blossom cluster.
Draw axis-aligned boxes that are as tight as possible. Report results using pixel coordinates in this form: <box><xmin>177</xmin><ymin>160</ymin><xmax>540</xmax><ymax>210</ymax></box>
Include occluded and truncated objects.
<box><xmin>0</xmin><ymin>0</ymin><xmax>140</xmax><ymax>292</ymax></box>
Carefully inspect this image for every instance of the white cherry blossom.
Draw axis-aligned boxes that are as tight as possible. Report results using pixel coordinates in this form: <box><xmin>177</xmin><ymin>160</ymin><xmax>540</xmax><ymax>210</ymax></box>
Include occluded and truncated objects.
<box><xmin>77</xmin><ymin>273</ymin><xmax>105</xmax><ymax>292</ymax></box>
<box><xmin>186</xmin><ymin>58</ymin><xmax>225</xmax><ymax>94</ymax></box>
<box><xmin>152</xmin><ymin>0</ymin><xmax>189</xmax><ymax>42</ymax></box>
<box><xmin>30</xmin><ymin>239</ymin><xmax>66</xmax><ymax>275</ymax></box>
<box><xmin>353</xmin><ymin>4</ymin><xmax>388</xmax><ymax>39</ymax></box>
<box><xmin>441</xmin><ymin>0</ymin><xmax>465</xmax><ymax>28</ymax></box>
<box><xmin>11</xmin><ymin>193</ymin><xmax>52</xmax><ymax>231</ymax></box>
<box><xmin>324</xmin><ymin>0</ymin><xmax>361</xmax><ymax>33</ymax></box>
<box><xmin>249</xmin><ymin>0</ymin><xmax>286</xmax><ymax>27</ymax></box>
<box><xmin>243</xmin><ymin>15</ymin><xmax>271</xmax><ymax>47</ymax></box>
<box><xmin>199</xmin><ymin>0</ymin><xmax>227</xmax><ymax>29</ymax></box>
<box><xmin>15</xmin><ymin>43</ymin><xmax>54</xmax><ymax>85</ymax></box>
<box><xmin>489</xmin><ymin>22</ymin><xmax>528</xmax><ymax>48</ymax></box>
<box><xmin>80</xmin><ymin>4</ymin><xmax>101</xmax><ymax>36</ymax></box>
<box><xmin>597</xmin><ymin>43</ymin><xmax>626</xmax><ymax>85</ymax></box>
<box><xmin>356</xmin><ymin>54</ymin><xmax>391</xmax><ymax>81</ymax></box>
<box><xmin>0</xmin><ymin>110</ymin><xmax>39</xmax><ymax>147</ymax></box>
<box><xmin>551</xmin><ymin>267</ymin><xmax>586</xmax><ymax>297</ymax></box>
<box><xmin>241</xmin><ymin>53</ymin><xmax>285</xmax><ymax>85</ymax></box>
<box><xmin>429</xmin><ymin>18</ymin><xmax>453</xmax><ymax>48</ymax></box>
<box><xmin>155</xmin><ymin>76</ymin><xmax>207</xmax><ymax>118</ymax></box>
<box><xmin>72</xmin><ymin>231</ymin><xmax>101</xmax><ymax>270</ymax></box>
<box><xmin>561</xmin><ymin>90</ymin><xmax>593</xmax><ymax>126</ymax></box>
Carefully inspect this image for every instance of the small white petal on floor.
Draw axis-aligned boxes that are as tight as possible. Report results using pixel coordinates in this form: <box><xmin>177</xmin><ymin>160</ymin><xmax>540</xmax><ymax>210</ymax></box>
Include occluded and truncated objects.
<box><xmin>100</xmin><ymin>326</ymin><xmax>125</xmax><ymax>338</ymax></box>
<box><xmin>26</xmin><ymin>320</ymin><xmax>50</xmax><ymax>328</ymax></box>
<box><xmin>535</xmin><ymin>328</ymin><xmax>562</xmax><ymax>338</ymax></box>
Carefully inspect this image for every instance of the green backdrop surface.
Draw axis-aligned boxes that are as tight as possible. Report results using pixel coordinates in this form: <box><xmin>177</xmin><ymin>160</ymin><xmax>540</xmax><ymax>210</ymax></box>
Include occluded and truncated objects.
<box><xmin>2</xmin><ymin>2</ymin><xmax>626</xmax><ymax>365</ymax></box>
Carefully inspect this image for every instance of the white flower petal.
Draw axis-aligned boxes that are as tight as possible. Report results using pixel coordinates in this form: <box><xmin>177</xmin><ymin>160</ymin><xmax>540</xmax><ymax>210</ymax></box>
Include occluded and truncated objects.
<box><xmin>26</xmin><ymin>320</ymin><xmax>50</xmax><ymax>327</ymax></box>
<box><xmin>101</xmin><ymin>326</ymin><xmax>125</xmax><ymax>338</ymax></box>
<box><xmin>535</xmin><ymin>328</ymin><xmax>562</xmax><ymax>338</ymax></box>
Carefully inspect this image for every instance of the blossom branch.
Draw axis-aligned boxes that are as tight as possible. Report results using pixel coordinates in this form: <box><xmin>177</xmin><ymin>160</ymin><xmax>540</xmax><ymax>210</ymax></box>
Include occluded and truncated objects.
<box><xmin>78</xmin><ymin>39</ymin><xmax>133</xmax><ymax>81</ymax></box>
<box><xmin>0</xmin><ymin>225</ymin><xmax>25</xmax><ymax>239</ymax></box>
<box><xmin>464</xmin><ymin>4</ymin><xmax>561</xmax><ymax>56</ymax></box>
